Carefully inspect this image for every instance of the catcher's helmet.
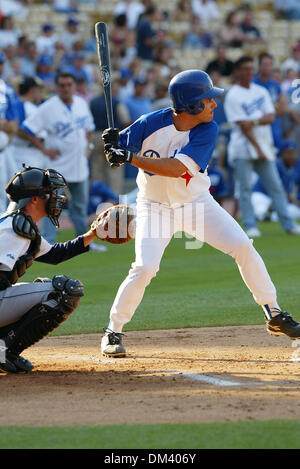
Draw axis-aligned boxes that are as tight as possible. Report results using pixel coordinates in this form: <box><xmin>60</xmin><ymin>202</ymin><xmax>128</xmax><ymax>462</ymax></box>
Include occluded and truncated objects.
<box><xmin>168</xmin><ymin>69</ymin><xmax>224</xmax><ymax>115</ymax></box>
<box><xmin>6</xmin><ymin>166</ymin><xmax>67</xmax><ymax>228</ymax></box>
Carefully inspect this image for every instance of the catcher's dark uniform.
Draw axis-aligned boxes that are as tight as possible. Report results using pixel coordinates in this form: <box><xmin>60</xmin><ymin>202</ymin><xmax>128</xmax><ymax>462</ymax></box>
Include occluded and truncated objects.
<box><xmin>0</xmin><ymin>167</ymin><xmax>87</xmax><ymax>373</ymax></box>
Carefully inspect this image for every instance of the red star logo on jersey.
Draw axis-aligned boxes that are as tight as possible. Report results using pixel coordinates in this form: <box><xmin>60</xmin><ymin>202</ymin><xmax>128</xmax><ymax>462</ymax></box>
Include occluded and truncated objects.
<box><xmin>181</xmin><ymin>171</ymin><xmax>192</xmax><ymax>186</ymax></box>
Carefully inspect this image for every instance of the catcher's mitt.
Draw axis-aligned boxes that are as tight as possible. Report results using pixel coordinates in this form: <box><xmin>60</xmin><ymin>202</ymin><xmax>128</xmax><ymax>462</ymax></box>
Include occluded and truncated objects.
<box><xmin>91</xmin><ymin>204</ymin><xmax>135</xmax><ymax>244</ymax></box>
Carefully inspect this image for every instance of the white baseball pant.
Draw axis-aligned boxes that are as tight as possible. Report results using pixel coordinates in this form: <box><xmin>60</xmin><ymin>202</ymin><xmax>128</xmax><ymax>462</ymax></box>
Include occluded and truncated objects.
<box><xmin>108</xmin><ymin>191</ymin><xmax>279</xmax><ymax>333</ymax></box>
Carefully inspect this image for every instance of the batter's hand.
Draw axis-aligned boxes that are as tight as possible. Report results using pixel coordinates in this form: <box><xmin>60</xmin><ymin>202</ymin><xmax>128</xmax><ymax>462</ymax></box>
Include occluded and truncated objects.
<box><xmin>102</xmin><ymin>128</ymin><xmax>120</xmax><ymax>147</ymax></box>
<box><xmin>104</xmin><ymin>144</ymin><xmax>132</xmax><ymax>167</ymax></box>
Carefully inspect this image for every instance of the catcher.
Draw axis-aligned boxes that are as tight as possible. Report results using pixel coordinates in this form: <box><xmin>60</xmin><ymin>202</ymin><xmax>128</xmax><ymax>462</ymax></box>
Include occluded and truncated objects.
<box><xmin>0</xmin><ymin>166</ymin><xmax>132</xmax><ymax>373</ymax></box>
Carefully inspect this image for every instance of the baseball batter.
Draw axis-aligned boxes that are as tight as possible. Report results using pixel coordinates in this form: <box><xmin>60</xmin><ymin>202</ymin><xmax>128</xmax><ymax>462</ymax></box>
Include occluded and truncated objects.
<box><xmin>101</xmin><ymin>70</ymin><xmax>300</xmax><ymax>357</ymax></box>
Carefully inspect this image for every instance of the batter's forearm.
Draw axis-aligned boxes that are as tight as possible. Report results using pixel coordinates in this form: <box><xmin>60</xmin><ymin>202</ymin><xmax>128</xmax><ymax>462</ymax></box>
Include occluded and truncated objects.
<box><xmin>130</xmin><ymin>155</ymin><xmax>187</xmax><ymax>178</ymax></box>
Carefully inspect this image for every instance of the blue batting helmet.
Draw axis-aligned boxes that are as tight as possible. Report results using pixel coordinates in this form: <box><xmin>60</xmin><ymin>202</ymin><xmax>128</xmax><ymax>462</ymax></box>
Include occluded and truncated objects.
<box><xmin>168</xmin><ymin>70</ymin><xmax>224</xmax><ymax>114</ymax></box>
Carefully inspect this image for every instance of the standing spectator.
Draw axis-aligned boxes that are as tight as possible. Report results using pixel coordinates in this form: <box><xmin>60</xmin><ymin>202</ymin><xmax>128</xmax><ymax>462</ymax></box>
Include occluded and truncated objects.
<box><xmin>123</xmin><ymin>78</ymin><xmax>152</xmax><ymax>122</ymax></box>
<box><xmin>89</xmin><ymin>83</ymin><xmax>131</xmax><ymax>194</ymax></box>
<box><xmin>254</xmin><ymin>53</ymin><xmax>300</xmax><ymax>149</ymax></box>
<box><xmin>35</xmin><ymin>24</ymin><xmax>57</xmax><ymax>57</ymax></box>
<box><xmin>191</xmin><ymin>0</ymin><xmax>220</xmax><ymax>26</ymax></box>
<box><xmin>136</xmin><ymin>6</ymin><xmax>162</xmax><ymax>62</ymax></box>
<box><xmin>19</xmin><ymin>72</ymin><xmax>98</xmax><ymax>248</ymax></box>
<box><xmin>9</xmin><ymin>77</ymin><xmax>49</xmax><ymax>177</ymax></box>
<box><xmin>0</xmin><ymin>76</ymin><xmax>18</xmax><ymax>212</ymax></box>
<box><xmin>206</xmin><ymin>43</ymin><xmax>234</xmax><ymax>77</ymax></box>
<box><xmin>224</xmin><ymin>56</ymin><xmax>300</xmax><ymax>237</ymax></box>
<box><xmin>114</xmin><ymin>0</ymin><xmax>145</xmax><ymax>30</ymax></box>
<box><xmin>110</xmin><ymin>14</ymin><xmax>129</xmax><ymax>60</ymax></box>
<box><xmin>60</xmin><ymin>17</ymin><xmax>80</xmax><ymax>52</ymax></box>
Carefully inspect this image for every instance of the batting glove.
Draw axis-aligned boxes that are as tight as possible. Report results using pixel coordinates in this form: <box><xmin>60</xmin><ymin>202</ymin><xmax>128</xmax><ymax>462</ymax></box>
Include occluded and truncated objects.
<box><xmin>104</xmin><ymin>144</ymin><xmax>132</xmax><ymax>167</ymax></box>
<box><xmin>102</xmin><ymin>128</ymin><xmax>120</xmax><ymax>147</ymax></box>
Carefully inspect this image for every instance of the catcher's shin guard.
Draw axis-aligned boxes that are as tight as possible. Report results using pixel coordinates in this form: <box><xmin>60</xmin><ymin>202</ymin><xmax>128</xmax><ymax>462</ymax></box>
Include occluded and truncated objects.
<box><xmin>0</xmin><ymin>275</ymin><xmax>84</xmax><ymax>356</ymax></box>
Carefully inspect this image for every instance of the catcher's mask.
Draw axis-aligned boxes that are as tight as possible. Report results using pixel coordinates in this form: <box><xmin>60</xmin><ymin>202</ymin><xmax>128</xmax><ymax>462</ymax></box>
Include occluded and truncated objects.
<box><xmin>5</xmin><ymin>166</ymin><xmax>67</xmax><ymax>228</ymax></box>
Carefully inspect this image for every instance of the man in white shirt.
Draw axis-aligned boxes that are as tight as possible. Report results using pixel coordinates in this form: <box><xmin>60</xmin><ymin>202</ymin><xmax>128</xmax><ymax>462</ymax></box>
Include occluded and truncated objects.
<box><xmin>191</xmin><ymin>0</ymin><xmax>220</xmax><ymax>26</ymax></box>
<box><xmin>60</xmin><ymin>17</ymin><xmax>80</xmax><ymax>51</ymax></box>
<box><xmin>114</xmin><ymin>0</ymin><xmax>145</xmax><ymax>30</ymax></box>
<box><xmin>20</xmin><ymin>72</ymin><xmax>96</xmax><ymax>246</ymax></box>
<box><xmin>224</xmin><ymin>56</ymin><xmax>300</xmax><ymax>237</ymax></box>
<box><xmin>35</xmin><ymin>24</ymin><xmax>57</xmax><ymax>57</ymax></box>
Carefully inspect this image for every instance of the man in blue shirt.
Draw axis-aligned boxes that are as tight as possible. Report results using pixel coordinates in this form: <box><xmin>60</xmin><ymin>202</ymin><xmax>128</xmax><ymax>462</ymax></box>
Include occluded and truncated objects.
<box><xmin>136</xmin><ymin>6</ymin><xmax>160</xmax><ymax>61</ymax></box>
<box><xmin>252</xmin><ymin>141</ymin><xmax>300</xmax><ymax>221</ymax></box>
<box><xmin>123</xmin><ymin>78</ymin><xmax>152</xmax><ymax>122</ymax></box>
<box><xmin>253</xmin><ymin>53</ymin><xmax>300</xmax><ymax>149</ymax></box>
<box><xmin>0</xmin><ymin>73</ymin><xmax>18</xmax><ymax>213</ymax></box>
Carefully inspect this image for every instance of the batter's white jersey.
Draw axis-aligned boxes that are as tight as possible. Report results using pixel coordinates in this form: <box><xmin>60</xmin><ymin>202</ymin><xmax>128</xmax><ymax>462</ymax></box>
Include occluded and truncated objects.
<box><xmin>106</xmin><ymin>107</ymin><xmax>279</xmax><ymax>335</ymax></box>
<box><xmin>21</xmin><ymin>95</ymin><xmax>95</xmax><ymax>182</ymax></box>
<box><xmin>119</xmin><ymin>108</ymin><xmax>218</xmax><ymax>208</ymax></box>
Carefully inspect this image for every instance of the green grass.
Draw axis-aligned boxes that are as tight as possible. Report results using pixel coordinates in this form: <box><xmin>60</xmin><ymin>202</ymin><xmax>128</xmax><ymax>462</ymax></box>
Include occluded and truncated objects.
<box><xmin>0</xmin><ymin>420</ymin><xmax>299</xmax><ymax>449</ymax></box>
<box><xmin>22</xmin><ymin>221</ymin><xmax>300</xmax><ymax>335</ymax></box>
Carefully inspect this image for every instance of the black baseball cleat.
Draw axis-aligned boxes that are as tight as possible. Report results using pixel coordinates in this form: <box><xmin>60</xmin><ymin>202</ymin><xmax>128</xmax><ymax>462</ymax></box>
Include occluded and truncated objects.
<box><xmin>101</xmin><ymin>329</ymin><xmax>126</xmax><ymax>357</ymax></box>
<box><xmin>0</xmin><ymin>352</ymin><xmax>34</xmax><ymax>373</ymax></box>
<box><xmin>267</xmin><ymin>311</ymin><xmax>300</xmax><ymax>339</ymax></box>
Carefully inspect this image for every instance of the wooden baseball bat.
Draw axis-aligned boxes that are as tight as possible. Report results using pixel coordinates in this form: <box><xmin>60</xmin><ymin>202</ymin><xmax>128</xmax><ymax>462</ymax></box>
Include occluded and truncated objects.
<box><xmin>94</xmin><ymin>21</ymin><xmax>114</xmax><ymax>129</ymax></box>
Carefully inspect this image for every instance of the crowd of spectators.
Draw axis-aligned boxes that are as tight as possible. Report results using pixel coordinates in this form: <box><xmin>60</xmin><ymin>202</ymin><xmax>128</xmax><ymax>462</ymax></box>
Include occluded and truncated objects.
<box><xmin>0</xmin><ymin>0</ymin><xmax>299</xmax><ymax>239</ymax></box>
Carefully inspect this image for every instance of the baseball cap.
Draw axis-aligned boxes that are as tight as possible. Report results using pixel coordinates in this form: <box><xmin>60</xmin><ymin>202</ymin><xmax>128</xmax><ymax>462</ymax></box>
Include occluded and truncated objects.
<box><xmin>134</xmin><ymin>77</ymin><xmax>147</xmax><ymax>86</ymax></box>
<box><xmin>42</xmin><ymin>23</ymin><xmax>54</xmax><ymax>32</ymax></box>
<box><xmin>37</xmin><ymin>54</ymin><xmax>53</xmax><ymax>66</ymax></box>
<box><xmin>67</xmin><ymin>17</ymin><xmax>78</xmax><ymax>26</ymax></box>
<box><xmin>278</xmin><ymin>140</ymin><xmax>297</xmax><ymax>154</ymax></box>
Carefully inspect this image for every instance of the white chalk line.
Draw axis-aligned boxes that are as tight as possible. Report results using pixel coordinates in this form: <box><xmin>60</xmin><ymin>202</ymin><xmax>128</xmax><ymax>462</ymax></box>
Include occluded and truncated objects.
<box><xmin>45</xmin><ymin>356</ymin><xmax>296</xmax><ymax>387</ymax></box>
<box><xmin>176</xmin><ymin>372</ymin><xmax>296</xmax><ymax>387</ymax></box>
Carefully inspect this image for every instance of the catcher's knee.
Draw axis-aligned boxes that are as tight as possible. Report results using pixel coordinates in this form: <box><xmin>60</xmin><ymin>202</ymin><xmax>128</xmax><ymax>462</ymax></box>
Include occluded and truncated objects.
<box><xmin>1</xmin><ymin>275</ymin><xmax>84</xmax><ymax>356</ymax></box>
<box><xmin>49</xmin><ymin>275</ymin><xmax>84</xmax><ymax>314</ymax></box>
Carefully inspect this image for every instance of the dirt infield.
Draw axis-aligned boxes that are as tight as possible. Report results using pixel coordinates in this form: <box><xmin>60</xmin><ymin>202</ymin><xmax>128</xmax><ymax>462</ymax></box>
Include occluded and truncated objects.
<box><xmin>0</xmin><ymin>325</ymin><xmax>300</xmax><ymax>426</ymax></box>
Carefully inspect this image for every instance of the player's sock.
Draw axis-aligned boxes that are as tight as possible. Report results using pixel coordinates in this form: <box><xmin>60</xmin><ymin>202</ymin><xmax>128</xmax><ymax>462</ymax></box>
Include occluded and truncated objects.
<box><xmin>262</xmin><ymin>304</ymin><xmax>282</xmax><ymax>320</ymax></box>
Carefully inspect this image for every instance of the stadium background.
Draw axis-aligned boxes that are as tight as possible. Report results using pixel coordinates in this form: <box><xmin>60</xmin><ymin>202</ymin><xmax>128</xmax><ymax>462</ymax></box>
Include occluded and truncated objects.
<box><xmin>0</xmin><ymin>0</ymin><xmax>300</xmax><ymax>451</ymax></box>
